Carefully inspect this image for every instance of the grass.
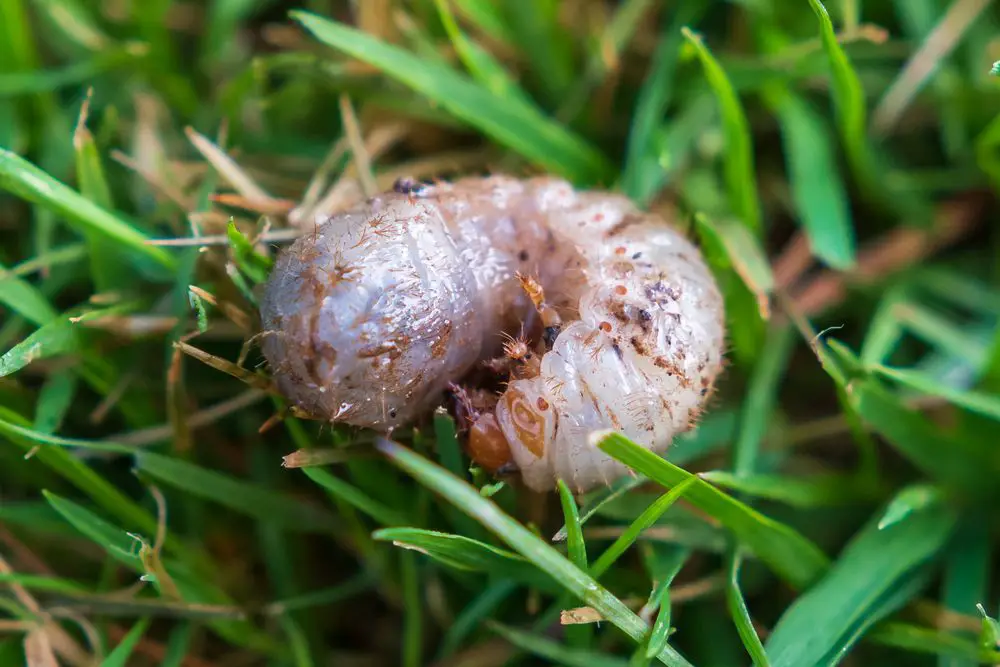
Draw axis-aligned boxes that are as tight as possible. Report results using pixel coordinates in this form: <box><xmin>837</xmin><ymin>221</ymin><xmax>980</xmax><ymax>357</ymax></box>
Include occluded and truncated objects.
<box><xmin>1</xmin><ymin>1</ymin><xmax>1000</xmax><ymax>665</ymax></box>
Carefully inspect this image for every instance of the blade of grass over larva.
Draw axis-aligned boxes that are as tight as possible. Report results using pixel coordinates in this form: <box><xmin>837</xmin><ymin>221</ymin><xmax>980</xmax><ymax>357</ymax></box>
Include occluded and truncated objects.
<box><xmin>681</xmin><ymin>28</ymin><xmax>762</xmax><ymax>235</ymax></box>
<box><xmin>764</xmin><ymin>493</ymin><xmax>956</xmax><ymax>666</ymax></box>
<box><xmin>290</xmin><ymin>11</ymin><xmax>613</xmax><ymax>186</ymax></box>
<box><xmin>0</xmin><ymin>148</ymin><xmax>176</xmax><ymax>272</ymax></box>
<box><xmin>374</xmin><ymin>437</ymin><xmax>693</xmax><ymax>667</ymax></box>
<box><xmin>594</xmin><ymin>431</ymin><xmax>829</xmax><ymax>589</ymax></box>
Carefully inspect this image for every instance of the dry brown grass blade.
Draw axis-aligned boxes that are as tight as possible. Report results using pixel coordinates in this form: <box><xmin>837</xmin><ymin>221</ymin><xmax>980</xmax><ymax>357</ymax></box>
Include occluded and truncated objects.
<box><xmin>872</xmin><ymin>0</ymin><xmax>993</xmax><ymax>134</ymax></box>
<box><xmin>174</xmin><ymin>340</ymin><xmax>273</xmax><ymax>390</ymax></box>
<box><xmin>0</xmin><ymin>556</ymin><xmax>92</xmax><ymax>667</ymax></box>
<box><xmin>210</xmin><ymin>193</ymin><xmax>296</xmax><ymax>216</ymax></box>
<box><xmin>185</xmin><ymin>126</ymin><xmax>284</xmax><ymax>207</ymax></box>
<box><xmin>339</xmin><ymin>95</ymin><xmax>379</xmax><ymax>198</ymax></box>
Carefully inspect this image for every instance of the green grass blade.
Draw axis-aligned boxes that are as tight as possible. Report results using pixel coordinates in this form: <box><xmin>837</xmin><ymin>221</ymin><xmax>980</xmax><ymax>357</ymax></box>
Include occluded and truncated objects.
<box><xmin>726</xmin><ymin>548</ymin><xmax>770</xmax><ymax>666</ymax></box>
<box><xmin>0</xmin><ymin>261</ymin><xmax>58</xmax><ymax>326</ymax></box>
<box><xmin>764</xmin><ymin>495</ymin><xmax>956</xmax><ymax>666</ymax></box>
<box><xmin>805</xmin><ymin>0</ymin><xmax>871</xmax><ymax>184</ymax></box>
<box><xmin>300</xmin><ymin>466</ymin><xmax>409</xmax><ymax>526</ymax></box>
<box><xmin>101</xmin><ymin>617</ymin><xmax>151</xmax><ymax>667</ymax></box>
<box><xmin>0</xmin><ymin>148</ymin><xmax>176</xmax><ymax>272</ymax></box>
<box><xmin>0</xmin><ymin>409</ymin><xmax>157</xmax><ymax>536</ymax></box>
<box><xmin>557</xmin><ymin>480</ymin><xmax>588</xmax><ymax>570</ymax></box>
<box><xmin>372</xmin><ymin>527</ymin><xmax>559</xmax><ymax>593</ymax></box>
<box><xmin>33</xmin><ymin>372</ymin><xmax>77</xmax><ymax>434</ymax></box>
<box><xmin>774</xmin><ymin>92</ymin><xmax>855</xmax><ymax>270</ymax></box>
<box><xmin>134</xmin><ymin>452</ymin><xmax>339</xmax><ymax>533</ymax></box>
<box><xmin>433</xmin><ymin>0</ymin><xmax>530</xmax><ymax>104</ymax></box>
<box><xmin>694</xmin><ymin>214</ymin><xmax>768</xmax><ymax>363</ymax></box>
<box><xmin>681</xmin><ymin>28</ymin><xmax>761</xmax><ymax>234</ymax></box>
<box><xmin>868</xmin><ymin>621</ymin><xmax>1000</xmax><ymax>664</ymax></box>
<box><xmin>733</xmin><ymin>322</ymin><xmax>795</xmax><ymax>476</ymax></box>
<box><xmin>620</xmin><ymin>1</ymin><xmax>706</xmax><ymax>204</ymax></box>
<box><xmin>594</xmin><ymin>431</ymin><xmax>829</xmax><ymax>589</ymax></box>
<box><xmin>375</xmin><ymin>437</ymin><xmax>693</xmax><ymax>667</ymax></box>
<box><xmin>873</xmin><ymin>364</ymin><xmax>1000</xmax><ymax>421</ymax></box>
<box><xmin>701</xmin><ymin>471</ymin><xmax>868</xmax><ymax>508</ymax></box>
<box><xmin>43</xmin><ymin>490</ymin><xmax>146</xmax><ymax>571</ymax></box>
<box><xmin>590</xmin><ymin>479</ymin><xmax>696</xmax><ymax>578</ymax></box>
<box><xmin>488</xmin><ymin>622</ymin><xmax>631</xmax><ymax>667</ymax></box>
<box><xmin>291</xmin><ymin>11</ymin><xmax>612</xmax><ymax>185</ymax></box>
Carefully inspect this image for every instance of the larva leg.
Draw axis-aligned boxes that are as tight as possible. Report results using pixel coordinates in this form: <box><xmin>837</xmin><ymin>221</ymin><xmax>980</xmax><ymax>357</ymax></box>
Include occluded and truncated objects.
<box><xmin>515</xmin><ymin>272</ymin><xmax>562</xmax><ymax>349</ymax></box>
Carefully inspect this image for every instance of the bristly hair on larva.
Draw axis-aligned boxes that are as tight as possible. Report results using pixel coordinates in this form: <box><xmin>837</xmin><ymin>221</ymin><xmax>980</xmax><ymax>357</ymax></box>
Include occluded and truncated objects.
<box><xmin>258</xmin><ymin>175</ymin><xmax>727</xmax><ymax>494</ymax></box>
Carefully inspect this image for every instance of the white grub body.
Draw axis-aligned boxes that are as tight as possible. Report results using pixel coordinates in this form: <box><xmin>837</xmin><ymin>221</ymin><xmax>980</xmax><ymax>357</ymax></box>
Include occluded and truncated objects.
<box><xmin>259</xmin><ymin>175</ymin><xmax>726</xmax><ymax>493</ymax></box>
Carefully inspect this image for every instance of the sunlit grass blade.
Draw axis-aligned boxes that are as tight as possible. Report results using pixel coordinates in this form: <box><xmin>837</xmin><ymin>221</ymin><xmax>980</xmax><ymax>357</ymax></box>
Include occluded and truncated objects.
<box><xmin>133</xmin><ymin>452</ymin><xmax>338</xmax><ymax>533</ymax></box>
<box><xmin>774</xmin><ymin>92</ymin><xmax>855</xmax><ymax>270</ymax></box>
<box><xmin>375</xmin><ymin>437</ymin><xmax>693</xmax><ymax>667</ymax></box>
<box><xmin>291</xmin><ymin>11</ymin><xmax>612</xmax><ymax>185</ymax></box>
<box><xmin>594</xmin><ymin>431</ymin><xmax>829</xmax><ymax>589</ymax></box>
<box><xmin>0</xmin><ymin>148</ymin><xmax>176</xmax><ymax>272</ymax></box>
<box><xmin>764</xmin><ymin>493</ymin><xmax>956</xmax><ymax>666</ymax></box>
<box><xmin>488</xmin><ymin>622</ymin><xmax>631</xmax><ymax>667</ymax></box>
<box><xmin>681</xmin><ymin>28</ymin><xmax>761</xmax><ymax>234</ymax></box>
<box><xmin>620</xmin><ymin>2</ymin><xmax>706</xmax><ymax>204</ymax></box>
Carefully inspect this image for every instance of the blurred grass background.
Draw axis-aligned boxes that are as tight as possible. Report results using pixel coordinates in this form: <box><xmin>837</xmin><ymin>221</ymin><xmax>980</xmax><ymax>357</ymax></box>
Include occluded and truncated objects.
<box><xmin>2</xmin><ymin>0</ymin><xmax>1000</xmax><ymax>665</ymax></box>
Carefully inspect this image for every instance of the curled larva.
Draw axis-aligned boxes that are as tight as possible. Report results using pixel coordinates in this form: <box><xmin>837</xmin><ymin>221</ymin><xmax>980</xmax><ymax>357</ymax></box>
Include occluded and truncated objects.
<box><xmin>259</xmin><ymin>175</ymin><xmax>726</xmax><ymax>493</ymax></box>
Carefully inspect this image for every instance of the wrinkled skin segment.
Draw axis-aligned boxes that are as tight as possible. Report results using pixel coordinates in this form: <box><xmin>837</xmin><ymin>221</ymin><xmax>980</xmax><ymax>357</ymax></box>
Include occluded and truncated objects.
<box><xmin>259</xmin><ymin>176</ymin><xmax>726</xmax><ymax>493</ymax></box>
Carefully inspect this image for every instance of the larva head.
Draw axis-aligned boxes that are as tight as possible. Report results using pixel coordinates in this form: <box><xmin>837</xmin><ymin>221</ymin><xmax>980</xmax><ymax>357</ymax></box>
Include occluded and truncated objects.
<box><xmin>258</xmin><ymin>195</ymin><xmax>481</xmax><ymax>431</ymax></box>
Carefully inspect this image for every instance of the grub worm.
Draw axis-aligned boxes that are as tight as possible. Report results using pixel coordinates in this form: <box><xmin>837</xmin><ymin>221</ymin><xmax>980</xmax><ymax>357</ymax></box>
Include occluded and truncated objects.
<box><xmin>259</xmin><ymin>175</ymin><xmax>726</xmax><ymax>493</ymax></box>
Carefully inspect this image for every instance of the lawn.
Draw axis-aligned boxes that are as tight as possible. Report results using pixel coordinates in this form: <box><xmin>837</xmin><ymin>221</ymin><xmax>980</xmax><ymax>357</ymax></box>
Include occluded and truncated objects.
<box><xmin>2</xmin><ymin>1</ymin><xmax>1000</xmax><ymax>666</ymax></box>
